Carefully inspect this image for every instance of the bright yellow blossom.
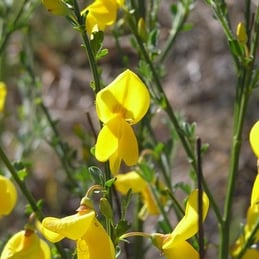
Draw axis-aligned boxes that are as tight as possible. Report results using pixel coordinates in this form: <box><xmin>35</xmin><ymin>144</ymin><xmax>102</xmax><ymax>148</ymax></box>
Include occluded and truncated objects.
<box><xmin>250</xmin><ymin>121</ymin><xmax>259</xmax><ymax>158</ymax></box>
<box><xmin>95</xmin><ymin>69</ymin><xmax>150</xmax><ymax>174</ymax></box>
<box><xmin>0</xmin><ymin>175</ymin><xmax>17</xmax><ymax>216</ymax></box>
<box><xmin>231</xmin><ymin>121</ymin><xmax>259</xmax><ymax>258</ymax></box>
<box><xmin>0</xmin><ymin>229</ymin><xmax>50</xmax><ymax>259</ymax></box>
<box><xmin>41</xmin><ymin>207</ymin><xmax>115</xmax><ymax>259</ymax></box>
<box><xmin>81</xmin><ymin>0</ymin><xmax>124</xmax><ymax>35</ymax></box>
<box><xmin>152</xmin><ymin>189</ymin><xmax>209</xmax><ymax>259</ymax></box>
<box><xmin>232</xmin><ymin>173</ymin><xmax>259</xmax><ymax>257</ymax></box>
<box><xmin>114</xmin><ymin>171</ymin><xmax>166</xmax><ymax>218</ymax></box>
<box><xmin>42</xmin><ymin>0</ymin><xmax>69</xmax><ymax>16</ymax></box>
<box><xmin>0</xmin><ymin>82</ymin><xmax>7</xmax><ymax>112</ymax></box>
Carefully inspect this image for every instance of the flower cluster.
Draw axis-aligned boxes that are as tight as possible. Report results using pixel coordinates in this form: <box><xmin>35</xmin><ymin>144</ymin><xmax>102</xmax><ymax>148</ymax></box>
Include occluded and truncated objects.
<box><xmin>114</xmin><ymin>171</ymin><xmax>167</xmax><ymax>219</ymax></box>
<box><xmin>42</xmin><ymin>0</ymin><xmax>124</xmax><ymax>35</ymax></box>
<box><xmin>40</xmin><ymin>198</ymin><xmax>115</xmax><ymax>259</ymax></box>
<box><xmin>1</xmin><ymin>228</ymin><xmax>50</xmax><ymax>258</ymax></box>
<box><xmin>81</xmin><ymin>0</ymin><xmax>124</xmax><ymax>35</ymax></box>
<box><xmin>231</xmin><ymin>121</ymin><xmax>259</xmax><ymax>258</ymax></box>
<box><xmin>95</xmin><ymin>69</ymin><xmax>150</xmax><ymax>174</ymax></box>
<box><xmin>152</xmin><ymin>189</ymin><xmax>209</xmax><ymax>259</ymax></box>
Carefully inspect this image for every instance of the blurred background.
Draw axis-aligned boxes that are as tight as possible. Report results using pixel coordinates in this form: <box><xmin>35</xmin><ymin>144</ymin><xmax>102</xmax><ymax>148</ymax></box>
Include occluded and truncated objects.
<box><xmin>0</xmin><ymin>0</ymin><xmax>259</xmax><ymax>258</ymax></box>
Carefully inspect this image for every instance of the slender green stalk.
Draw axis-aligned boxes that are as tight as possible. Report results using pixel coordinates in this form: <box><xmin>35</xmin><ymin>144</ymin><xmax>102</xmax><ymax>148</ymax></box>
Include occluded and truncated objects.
<box><xmin>72</xmin><ymin>0</ymin><xmax>101</xmax><ymax>93</ymax></box>
<box><xmin>218</xmin><ymin>3</ymin><xmax>259</xmax><ymax>257</ymax></box>
<box><xmin>0</xmin><ymin>145</ymin><xmax>43</xmax><ymax>219</ymax></box>
<box><xmin>127</xmin><ymin>12</ymin><xmax>222</xmax><ymax>224</ymax></box>
<box><xmin>0</xmin><ymin>0</ymin><xmax>28</xmax><ymax>54</ymax></box>
<box><xmin>197</xmin><ymin>138</ymin><xmax>205</xmax><ymax>259</ymax></box>
<box><xmin>158</xmin><ymin>0</ymin><xmax>191</xmax><ymax>63</ymax></box>
<box><xmin>0</xmin><ymin>146</ymin><xmax>68</xmax><ymax>258</ymax></box>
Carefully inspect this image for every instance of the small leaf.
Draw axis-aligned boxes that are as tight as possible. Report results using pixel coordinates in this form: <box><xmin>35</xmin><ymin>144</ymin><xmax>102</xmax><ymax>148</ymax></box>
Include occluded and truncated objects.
<box><xmin>88</xmin><ymin>166</ymin><xmax>105</xmax><ymax>185</ymax></box>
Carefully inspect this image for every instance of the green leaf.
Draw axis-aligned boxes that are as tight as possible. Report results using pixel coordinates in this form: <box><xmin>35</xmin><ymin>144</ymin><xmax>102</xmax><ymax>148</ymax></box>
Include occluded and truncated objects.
<box><xmin>88</xmin><ymin>166</ymin><xmax>104</xmax><ymax>185</ymax></box>
<box><xmin>90</xmin><ymin>31</ymin><xmax>104</xmax><ymax>58</ymax></box>
<box><xmin>114</xmin><ymin>219</ymin><xmax>131</xmax><ymax>238</ymax></box>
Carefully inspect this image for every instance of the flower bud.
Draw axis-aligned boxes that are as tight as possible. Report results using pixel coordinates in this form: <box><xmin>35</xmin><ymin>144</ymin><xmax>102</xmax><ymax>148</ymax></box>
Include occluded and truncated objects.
<box><xmin>100</xmin><ymin>197</ymin><xmax>113</xmax><ymax>220</ymax></box>
<box><xmin>138</xmin><ymin>18</ymin><xmax>148</xmax><ymax>42</ymax></box>
<box><xmin>236</xmin><ymin>22</ymin><xmax>247</xmax><ymax>44</ymax></box>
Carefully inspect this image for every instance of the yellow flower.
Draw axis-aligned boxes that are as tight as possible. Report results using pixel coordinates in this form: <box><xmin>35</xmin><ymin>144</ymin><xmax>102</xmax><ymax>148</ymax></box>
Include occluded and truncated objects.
<box><xmin>95</xmin><ymin>69</ymin><xmax>150</xmax><ymax>174</ymax></box>
<box><xmin>0</xmin><ymin>82</ymin><xmax>7</xmax><ymax>112</ymax></box>
<box><xmin>0</xmin><ymin>229</ymin><xmax>50</xmax><ymax>259</ymax></box>
<box><xmin>232</xmin><ymin>174</ymin><xmax>259</xmax><ymax>257</ymax></box>
<box><xmin>0</xmin><ymin>175</ymin><xmax>17</xmax><ymax>216</ymax></box>
<box><xmin>81</xmin><ymin>0</ymin><xmax>124</xmax><ymax>35</ymax></box>
<box><xmin>250</xmin><ymin>121</ymin><xmax>259</xmax><ymax>158</ymax></box>
<box><xmin>41</xmin><ymin>208</ymin><xmax>115</xmax><ymax>259</ymax></box>
<box><xmin>152</xmin><ymin>189</ymin><xmax>209</xmax><ymax>259</ymax></box>
<box><xmin>42</xmin><ymin>0</ymin><xmax>69</xmax><ymax>16</ymax></box>
<box><xmin>114</xmin><ymin>171</ymin><xmax>166</xmax><ymax>218</ymax></box>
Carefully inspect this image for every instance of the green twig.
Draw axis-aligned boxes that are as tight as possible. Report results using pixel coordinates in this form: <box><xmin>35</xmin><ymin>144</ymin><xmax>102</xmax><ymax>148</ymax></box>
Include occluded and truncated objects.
<box><xmin>127</xmin><ymin>10</ymin><xmax>222</xmax><ymax>224</ymax></box>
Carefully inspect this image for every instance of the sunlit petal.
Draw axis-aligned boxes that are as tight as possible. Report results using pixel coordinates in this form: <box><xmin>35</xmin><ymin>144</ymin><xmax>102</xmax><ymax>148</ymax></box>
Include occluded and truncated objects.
<box><xmin>96</xmin><ymin>69</ymin><xmax>150</xmax><ymax>124</ymax></box>
<box><xmin>0</xmin><ymin>230</ymin><xmax>50</xmax><ymax>259</ymax></box>
<box><xmin>79</xmin><ymin>218</ymin><xmax>115</xmax><ymax>259</ymax></box>
<box><xmin>163</xmin><ymin>189</ymin><xmax>209</xmax><ymax>248</ymax></box>
<box><xmin>242</xmin><ymin>248</ymin><xmax>259</xmax><ymax>259</ymax></box>
<box><xmin>95</xmin><ymin>117</ymin><xmax>119</xmax><ymax>162</ymax></box>
<box><xmin>249</xmin><ymin>121</ymin><xmax>259</xmax><ymax>158</ymax></box>
<box><xmin>42</xmin><ymin>211</ymin><xmax>95</xmax><ymax>240</ymax></box>
<box><xmin>95</xmin><ymin>116</ymin><xmax>139</xmax><ymax>174</ymax></box>
<box><xmin>82</xmin><ymin>0</ymin><xmax>117</xmax><ymax>34</ymax></box>
<box><xmin>42</xmin><ymin>0</ymin><xmax>69</xmax><ymax>16</ymax></box>
<box><xmin>114</xmin><ymin>171</ymin><xmax>147</xmax><ymax>194</ymax></box>
<box><xmin>0</xmin><ymin>82</ymin><xmax>7</xmax><ymax>112</ymax></box>
<box><xmin>163</xmin><ymin>240</ymin><xmax>199</xmax><ymax>259</ymax></box>
<box><xmin>119</xmin><ymin>119</ymin><xmax>139</xmax><ymax>166</ymax></box>
<box><xmin>141</xmin><ymin>187</ymin><xmax>159</xmax><ymax>215</ymax></box>
<box><xmin>37</xmin><ymin>220</ymin><xmax>64</xmax><ymax>243</ymax></box>
<box><xmin>0</xmin><ymin>175</ymin><xmax>17</xmax><ymax>216</ymax></box>
<box><xmin>251</xmin><ymin>174</ymin><xmax>259</xmax><ymax>206</ymax></box>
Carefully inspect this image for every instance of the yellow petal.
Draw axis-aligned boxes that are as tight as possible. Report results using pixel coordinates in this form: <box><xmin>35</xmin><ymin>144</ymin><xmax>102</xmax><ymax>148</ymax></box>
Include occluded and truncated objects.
<box><xmin>141</xmin><ymin>187</ymin><xmax>160</xmax><ymax>216</ymax></box>
<box><xmin>0</xmin><ymin>82</ymin><xmax>7</xmax><ymax>112</ymax></box>
<box><xmin>0</xmin><ymin>230</ymin><xmax>51</xmax><ymax>259</ymax></box>
<box><xmin>42</xmin><ymin>211</ymin><xmax>95</xmax><ymax>240</ymax></box>
<box><xmin>250</xmin><ymin>121</ymin><xmax>259</xmax><ymax>158</ymax></box>
<box><xmin>95</xmin><ymin>118</ymin><xmax>119</xmax><ymax>162</ymax></box>
<box><xmin>242</xmin><ymin>249</ymin><xmax>259</xmax><ymax>259</ymax></box>
<box><xmin>0</xmin><ymin>175</ymin><xmax>17</xmax><ymax>216</ymax></box>
<box><xmin>163</xmin><ymin>240</ymin><xmax>199</xmax><ymax>259</ymax></box>
<box><xmin>251</xmin><ymin>173</ymin><xmax>259</xmax><ymax>206</ymax></box>
<box><xmin>42</xmin><ymin>0</ymin><xmax>69</xmax><ymax>16</ymax></box>
<box><xmin>78</xmin><ymin>218</ymin><xmax>115</xmax><ymax>259</ymax></box>
<box><xmin>96</xmin><ymin>69</ymin><xmax>150</xmax><ymax>124</ymax></box>
<box><xmin>118</xmin><ymin>119</ymin><xmax>139</xmax><ymax>166</ymax></box>
<box><xmin>163</xmin><ymin>189</ymin><xmax>209</xmax><ymax>249</ymax></box>
<box><xmin>95</xmin><ymin>116</ymin><xmax>138</xmax><ymax>174</ymax></box>
<box><xmin>116</xmin><ymin>0</ymin><xmax>124</xmax><ymax>6</ymax></box>
<box><xmin>82</xmin><ymin>0</ymin><xmax>117</xmax><ymax>34</ymax></box>
<box><xmin>37</xmin><ymin>220</ymin><xmax>64</xmax><ymax>243</ymax></box>
<box><xmin>114</xmin><ymin>171</ymin><xmax>147</xmax><ymax>194</ymax></box>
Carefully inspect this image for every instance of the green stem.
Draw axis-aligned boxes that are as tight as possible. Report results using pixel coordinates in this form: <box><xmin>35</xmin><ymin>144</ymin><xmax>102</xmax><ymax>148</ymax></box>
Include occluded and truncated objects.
<box><xmin>127</xmin><ymin>13</ymin><xmax>222</xmax><ymax>223</ymax></box>
<box><xmin>219</xmin><ymin>73</ymin><xmax>251</xmax><ymax>259</ymax></box>
<box><xmin>0</xmin><ymin>0</ymin><xmax>28</xmax><ymax>54</ymax></box>
<box><xmin>72</xmin><ymin>0</ymin><xmax>101</xmax><ymax>93</ymax></box>
<box><xmin>158</xmin><ymin>0</ymin><xmax>191</xmax><ymax>63</ymax></box>
<box><xmin>0</xmin><ymin>145</ymin><xmax>43</xmax><ymax>220</ymax></box>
